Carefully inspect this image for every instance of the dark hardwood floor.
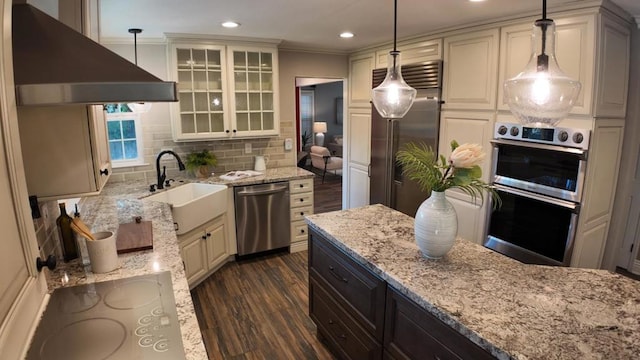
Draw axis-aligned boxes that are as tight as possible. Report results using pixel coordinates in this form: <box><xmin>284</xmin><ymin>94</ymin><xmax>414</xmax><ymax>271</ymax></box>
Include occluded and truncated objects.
<box><xmin>191</xmin><ymin>251</ymin><xmax>336</xmax><ymax>360</ymax></box>
<box><xmin>310</xmin><ymin>168</ymin><xmax>342</xmax><ymax>214</ymax></box>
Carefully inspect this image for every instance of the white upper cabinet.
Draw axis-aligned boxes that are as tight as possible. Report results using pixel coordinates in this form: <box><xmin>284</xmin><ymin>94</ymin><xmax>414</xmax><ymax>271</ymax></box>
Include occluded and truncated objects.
<box><xmin>227</xmin><ymin>46</ymin><xmax>279</xmax><ymax>137</ymax></box>
<box><xmin>18</xmin><ymin>105</ymin><xmax>112</xmax><ymax>200</ymax></box>
<box><xmin>594</xmin><ymin>14</ymin><xmax>630</xmax><ymax>118</ymax></box>
<box><xmin>442</xmin><ymin>29</ymin><xmax>500</xmax><ymax>110</ymax></box>
<box><xmin>497</xmin><ymin>15</ymin><xmax>596</xmax><ymax>115</ymax></box>
<box><xmin>168</xmin><ymin>41</ymin><xmax>279</xmax><ymax>141</ymax></box>
<box><xmin>348</xmin><ymin>52</ymin><xmax>375</xmax><ymax>108</ymax></box>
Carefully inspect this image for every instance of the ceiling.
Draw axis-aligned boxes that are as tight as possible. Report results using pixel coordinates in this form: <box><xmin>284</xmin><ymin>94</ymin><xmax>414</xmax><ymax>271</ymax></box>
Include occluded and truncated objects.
<box><xmin>99</xmin><ymin>0</ymin><xmax>640</xmax><ymax>53</ymax></box>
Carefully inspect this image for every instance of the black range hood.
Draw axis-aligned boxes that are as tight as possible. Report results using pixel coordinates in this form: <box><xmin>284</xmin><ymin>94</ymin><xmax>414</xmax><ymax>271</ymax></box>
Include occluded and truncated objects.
<box><xmin>11</xmin><ymin>3</ymin><xmax>177</xmax><ymax>106</ymax></box>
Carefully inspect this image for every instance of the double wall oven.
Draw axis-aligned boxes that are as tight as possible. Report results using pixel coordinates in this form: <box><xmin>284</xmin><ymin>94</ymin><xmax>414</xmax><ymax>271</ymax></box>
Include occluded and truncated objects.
<box><xmin>484</xmin><ymin>122</ymin><xmax>590</xmax><ymax>266</ymax></box>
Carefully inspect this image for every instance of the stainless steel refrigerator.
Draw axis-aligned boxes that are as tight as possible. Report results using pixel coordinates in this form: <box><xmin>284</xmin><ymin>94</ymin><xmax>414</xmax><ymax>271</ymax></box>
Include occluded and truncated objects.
<box><xmin>370</xmin><ymin>61</ymin><xmax>443</xmax><ymax>217</ymax></box>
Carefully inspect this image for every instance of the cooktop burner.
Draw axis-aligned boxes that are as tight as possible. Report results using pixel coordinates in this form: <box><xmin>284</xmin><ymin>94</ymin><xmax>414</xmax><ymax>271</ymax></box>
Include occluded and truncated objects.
<box><xmin>26</xmin><ymin>272</ymin><xmax>186</xmax><ymax>360</ymax></box>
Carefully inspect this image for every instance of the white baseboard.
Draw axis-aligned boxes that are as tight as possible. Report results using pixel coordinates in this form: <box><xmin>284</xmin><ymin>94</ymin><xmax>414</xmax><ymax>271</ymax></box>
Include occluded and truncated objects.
<box><xmin>632</xmin><ymin>259</ymin><xmax>640</xmax><ymax>275</ymax></box>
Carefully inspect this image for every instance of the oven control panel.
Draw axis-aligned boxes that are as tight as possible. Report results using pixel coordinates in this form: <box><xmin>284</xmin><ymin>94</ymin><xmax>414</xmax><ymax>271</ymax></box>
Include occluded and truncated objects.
<box><xmin>494</xmin><ymin>122</ymin><xmax>590</xmax><ymax>150</ymax></box>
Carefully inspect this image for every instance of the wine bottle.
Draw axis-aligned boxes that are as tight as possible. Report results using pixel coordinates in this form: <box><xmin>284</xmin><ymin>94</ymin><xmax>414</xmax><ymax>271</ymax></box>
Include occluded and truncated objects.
<box><xmin>56</xmin><ymin>202</ymin><xmax>78</xmax><ymax>262</ymax></box>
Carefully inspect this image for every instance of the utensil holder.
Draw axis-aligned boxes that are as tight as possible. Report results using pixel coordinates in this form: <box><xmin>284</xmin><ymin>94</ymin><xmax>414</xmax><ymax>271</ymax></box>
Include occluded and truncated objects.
<box><xmin>86</xmin><ymin>231</ymin><xmax>119</xmax><ymax>273</ymax></box>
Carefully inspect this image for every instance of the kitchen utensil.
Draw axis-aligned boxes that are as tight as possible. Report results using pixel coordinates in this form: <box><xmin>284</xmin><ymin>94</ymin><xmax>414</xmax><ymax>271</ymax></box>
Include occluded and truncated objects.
<box><xmin>86</xmin><ymin>231</ymin><xmax>119</xmax><ymax>273</ymax></box>
<box><xmin>254</xmin><ymin>155</ymin><xmax>269</xmax><ymax>171</ymax></box>
<box><xmin>70</xmin><ymin>217</ymin><xmax>95</xmax><ymax>241</ymax></box>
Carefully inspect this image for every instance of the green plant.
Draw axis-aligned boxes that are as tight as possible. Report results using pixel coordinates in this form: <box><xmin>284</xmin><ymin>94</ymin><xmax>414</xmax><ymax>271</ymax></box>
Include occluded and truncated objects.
<box><xmin>185</xmin><ymin>149</ymin><xmax>218</xmax><ymax>172</ymax></box>
<box><xmin>396</xmin><ymin>140</ymin><xmax>500</xmax><ymax>207</ymax></box>
<box><xmin>301</xmin><ymin>130</ymin><xmax>312</xmax><ymax>149</ymax></box>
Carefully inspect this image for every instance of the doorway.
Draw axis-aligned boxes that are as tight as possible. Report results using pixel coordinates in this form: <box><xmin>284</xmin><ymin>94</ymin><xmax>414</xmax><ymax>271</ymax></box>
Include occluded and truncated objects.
<box><xmin>295</xmin><ymin>77</ymin><xmax>345</xmax><ymax>213</ymax></box>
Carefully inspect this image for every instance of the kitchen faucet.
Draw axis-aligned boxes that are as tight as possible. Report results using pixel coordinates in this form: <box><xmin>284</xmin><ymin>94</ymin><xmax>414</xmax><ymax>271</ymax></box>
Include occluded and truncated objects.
<box><xmin>156</xmin><ymin>150</ymin><xmax>186</xmax><ymax>190</ymax></box>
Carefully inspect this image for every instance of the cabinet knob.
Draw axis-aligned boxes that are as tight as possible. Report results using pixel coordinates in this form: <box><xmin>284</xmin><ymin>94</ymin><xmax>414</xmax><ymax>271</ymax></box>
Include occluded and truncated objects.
<box><xmin>100</xmin><ymin>168</ymin><xmax>109</xmax><ymax>176</ymax></box>
<box><xmin>299</xmin><ymin>198</ymin><xmax>304</xmax><ymax>202</ymax></box>
<box><xmin>299</xmin><ymin>184</ymin><xmax>303</xmax><ymax>188</ymax></box>
<box><xmin>300</xmin><ymin>212</ymin><xmax>304</xmax><ymax>216</ymax></box>
<box><xmin>300</xmin><ymin>229</ymin><xmax>305</xmax><ymax>234</ymax></box>
<box><xmin>226</xmin><ymin>130</ymin><xmax>230</xmax><ymax>133</ymax></box>
<box><xmin>206</xmin><ymin>232</ymin><xmax>211</xmax><ymax>237</ymax></box>
<box><xmin>36</xmin><ymin>255</ymin><xmax>56</xmax><ymax>272</ymax></box>
<box><xmin>232</xmin><ymin>129</ymin><xmax>237</xmax><ymax>133</ymax></box>
<box><xmin>201</xmin><ymin>235</ymin><xmax>207</xmax><ymax>240</ymax></box>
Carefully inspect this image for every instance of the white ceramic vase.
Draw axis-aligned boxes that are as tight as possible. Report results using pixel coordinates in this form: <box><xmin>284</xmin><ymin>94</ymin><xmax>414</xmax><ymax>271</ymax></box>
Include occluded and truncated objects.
<box><xmin>414</xmin><ymin>191</ymin><xmax>458</xmax><ymax>259</ymax></box>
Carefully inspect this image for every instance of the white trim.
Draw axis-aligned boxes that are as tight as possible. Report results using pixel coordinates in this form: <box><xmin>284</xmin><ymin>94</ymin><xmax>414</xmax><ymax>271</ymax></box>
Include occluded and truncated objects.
<box><xmin>633</xmin><ymin>259</ymin><xmax>640</xmax><ymax>275</ymax></box>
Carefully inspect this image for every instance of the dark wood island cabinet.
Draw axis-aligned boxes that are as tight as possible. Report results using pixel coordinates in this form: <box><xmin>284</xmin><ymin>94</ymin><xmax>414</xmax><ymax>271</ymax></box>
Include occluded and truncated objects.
<box><xmin>309</xmin><ymin>228</ymin><xmax>494</xmax><ymax>360</ymax></box>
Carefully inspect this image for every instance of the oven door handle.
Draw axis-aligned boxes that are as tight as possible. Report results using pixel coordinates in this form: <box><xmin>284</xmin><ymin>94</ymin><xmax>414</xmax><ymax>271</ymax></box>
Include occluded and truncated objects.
<box><xmin>493</xmin><ymin>184</ymin><xmax>580</xmax><ymax>212</ymax></box>
<box><xmin>490</xmin><ymin>139</ymin><xmax>587</xmax><ymax>159</ymax></box>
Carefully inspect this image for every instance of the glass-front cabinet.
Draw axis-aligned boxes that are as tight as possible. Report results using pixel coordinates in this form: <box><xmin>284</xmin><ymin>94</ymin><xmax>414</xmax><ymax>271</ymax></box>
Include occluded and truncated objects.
<box><xmin>168</xmin><ymin>41</ymin><xmax>279</xmax><ymax>141</ymax></box>
<box><xmin>228</xmin><ymin>46</ymin><xmax>278</xmax><ymax>136</ymax></box>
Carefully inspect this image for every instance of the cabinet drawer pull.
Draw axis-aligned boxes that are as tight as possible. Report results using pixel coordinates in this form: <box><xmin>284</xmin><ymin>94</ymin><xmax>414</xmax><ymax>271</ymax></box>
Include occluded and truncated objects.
<box><xmin>299</xmin><ymin>184</ymin><xmax>304</xmax><ymax>188</ymax></box>
<box><xmin>100</xmin><ymin>168</ymin><xmax>109</xmax><ymax>176</ymax></box>
<box><xmin>328</xmin><ymin>265</ymin><xmax>348</xmax><ymax>283</ymax></box>
<box><xmin>299</xmin><ymin>198</ymin><xmax>304</xmax><ymax>202</ymax></box>
<box><xmin>201</xmin><ymin>235</ymin><xmax>207</xmax><ymax>240</ymax></box>
<box><xmin>300</xmin><ymin>229</ymin><xmax>305</xmax><ymax>234</ymax></box>
<box><xmin>300</xmin><ymin>212</ymin><xmax>304</xmax><ymax>216</ymax></box>
<box><xmin>206</xmin><ymin>232</ymin><xmax>211</xmax><ymax>237</ymax></box>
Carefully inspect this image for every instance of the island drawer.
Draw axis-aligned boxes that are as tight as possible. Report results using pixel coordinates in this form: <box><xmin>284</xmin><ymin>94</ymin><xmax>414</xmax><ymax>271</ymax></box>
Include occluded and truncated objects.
<box><xmin>384</xmin><ymin>287</ymin><xmax>495</xmax><ymax>360</ymax></box>
<box><xmin>309</xmin><ymin>229</ymin><xmax>386</xmax><ymax>341</ymax></box>
<box><xmin>310</xmin><ymin>275</ymin><xmax>382</xmax><ymax>360</ymax></box>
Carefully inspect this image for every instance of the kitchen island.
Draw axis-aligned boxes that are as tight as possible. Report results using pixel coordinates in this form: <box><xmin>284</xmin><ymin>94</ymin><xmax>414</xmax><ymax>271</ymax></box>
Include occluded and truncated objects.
<box><xmin>305</xmin><ymin>204</ymin><xmax>640</xmax><ymax>360</ymax></box>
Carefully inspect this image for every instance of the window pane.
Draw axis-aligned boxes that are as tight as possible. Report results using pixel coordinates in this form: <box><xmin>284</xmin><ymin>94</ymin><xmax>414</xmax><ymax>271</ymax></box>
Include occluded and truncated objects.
<box><xmin>107</xmin><ymin>121</ymin><xmax>122</xmax><ymax>140</ymax></box>
<box><xmin>121</xmin><ymin>120</ymin><xmax>136</xmax><ymax>139</ymax></box>
<box><xmin>123</xmin><ymin>140</ymin><xmax>138</xmax><ymax>159</ymax></box>
<box><xmin>109</xmin><ymin>141</ymin><xmax>123</xmax><ymax>160</ymax></box>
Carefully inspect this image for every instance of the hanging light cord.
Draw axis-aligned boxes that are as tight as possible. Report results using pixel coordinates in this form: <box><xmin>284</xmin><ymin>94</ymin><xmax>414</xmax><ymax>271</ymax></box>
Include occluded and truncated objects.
<box><xmin>393</xmin><ymin>0</ymin><xmax>398</xmax><ymax>52</ymax></box>
<box><xmin>536</xmin><ymin>0</ymin><xmax>549</xmax><ymax>71</ymax></box>
<box><xmin>128</xmin><ymin>28</ymin><xmax>142</xmax><ymax>66</ymax></box>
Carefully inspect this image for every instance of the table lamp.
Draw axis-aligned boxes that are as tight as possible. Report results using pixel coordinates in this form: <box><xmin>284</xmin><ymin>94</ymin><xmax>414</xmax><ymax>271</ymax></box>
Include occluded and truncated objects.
<box><xmin>313</xmin><ymin>122</ymin><xmax>328</xmax><ymax>147</ymax></box>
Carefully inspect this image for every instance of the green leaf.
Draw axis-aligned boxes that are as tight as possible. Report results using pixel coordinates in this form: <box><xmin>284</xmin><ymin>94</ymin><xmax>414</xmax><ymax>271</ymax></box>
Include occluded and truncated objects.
<box><xmin>450</xmin><ymin>140</ymin><xmax>459</xmax><ymax>151</ymax></box>
<box><xmin>468</xmin><ymin>165</ymin><xmax>482</xmax><ymax>178</ymax></box>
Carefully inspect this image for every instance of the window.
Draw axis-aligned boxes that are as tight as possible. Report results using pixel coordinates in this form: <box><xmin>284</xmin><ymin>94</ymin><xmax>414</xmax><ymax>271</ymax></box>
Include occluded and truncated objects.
<box><xmin>105</xmin><ymin>104</ymin><xmax>145</xmax><ymax>168</ymax></box>
<box><xmin>300</xmin><ymin>89</ymin><xmax>314</xmax><ymax>149</ymax></box>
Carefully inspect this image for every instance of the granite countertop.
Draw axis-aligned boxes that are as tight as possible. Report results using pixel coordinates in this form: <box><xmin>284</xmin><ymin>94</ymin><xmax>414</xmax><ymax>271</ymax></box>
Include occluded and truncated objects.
<box><xmin>45</xmin><ymin>166</ymin><xmax>313</xmax><ymax>360</ymax></box>
<box><xmin>305</xmin><ymin>204</ymin><xmax>640</xmax><ymax>360</ymax></box>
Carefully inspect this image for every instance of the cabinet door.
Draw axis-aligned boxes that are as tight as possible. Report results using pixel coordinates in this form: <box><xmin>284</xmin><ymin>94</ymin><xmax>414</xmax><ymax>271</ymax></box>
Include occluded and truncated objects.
<box><xmin>181</xmin><ymin>233</ymin><xmax>207</xmax><ymax>284</ymax></box>
<box><xmin>594</xmin><ymin>14</ymin><xmax>630</xmax><ymax>118</ymax></box>
<box><xmin>227</xmin><ymin>46</ymin><xmax>279</xmax><ymax>137</ymax></box>
<box><xmin>169</xmin><ymin>43</ymin><xmax>230</xmax><ymax>140</ymax></box>
<box><xmin>497</xmin><ymin>15</ymin><xmax>596</xmax><ymax>116</ymax></box>
<box><xmin>89</xmin><ymin>105</ymin><xmax>111</xmax><ymax>190</ymax></box>
<box><xmin>349</xmin><ymin>53</ymin><xmax>375</xmax><ymax>108</ymax></box>
<box><xmin>375</xmin><ymin>39</ymin><xmax>441</xmax><ymax>68</ymax></box>
<box><xmin>384</xmin><ymin>287</ymin><xmax>494</xmax><ymax>360</ymax></box>
<box><xmin>205</xmin><ymin>216</ymin><xmax>228</xmax><ymax>270</ymax></box>
<box><xmin>345</xmin><ymin>110</ymin><xmax>371</xmax><ymax>209</ymax></box>
<box><xmin>18</xmin><ymin>105</ymin><xmax>103</xmax><ymax>200</ymax></box>
<box><xmin>442</xmin><ymin>29</ymin><xmax>499</xmax><ymax>110</ymax></box>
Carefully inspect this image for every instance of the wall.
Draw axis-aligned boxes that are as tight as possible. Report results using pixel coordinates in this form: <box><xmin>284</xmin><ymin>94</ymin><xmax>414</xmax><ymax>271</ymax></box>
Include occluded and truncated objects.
<box><xmin>103</xmin><ymin>43</ymin><xmax>347</xmax><ymax>183</ymax></box>
<box><xmin>314</xmin><ymin>81</ymin><xmax>343</xmax><ymax>143</ymax></box>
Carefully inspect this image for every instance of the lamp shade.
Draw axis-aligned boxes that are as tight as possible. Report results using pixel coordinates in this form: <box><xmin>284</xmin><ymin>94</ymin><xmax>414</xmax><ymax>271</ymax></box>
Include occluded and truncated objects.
<box><xmin>313</xmin><ymin>122</ymin><xmax>327</xmax><ymax>133</ymax></box>
<box><xmin>372</xmin><ymin>51</ymin><xmax>417</xmax><ymax>119</ymax></box>
<box><xmin>504</xmin><ymin>19</ymin><xmax>581</xmax><ymax>127</ymax></box>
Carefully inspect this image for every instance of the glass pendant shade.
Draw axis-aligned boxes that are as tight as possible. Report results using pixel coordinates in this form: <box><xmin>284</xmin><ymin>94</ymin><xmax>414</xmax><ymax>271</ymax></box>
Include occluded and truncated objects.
<box><xmin>504</xmin><ymin>19</ymin><xmax>581</xmax><ymax>127</ymax></box>
<box><xmin>372</xmin><ymin>51</ymin><xmax>417</xmax><ymax>119</ymax></box>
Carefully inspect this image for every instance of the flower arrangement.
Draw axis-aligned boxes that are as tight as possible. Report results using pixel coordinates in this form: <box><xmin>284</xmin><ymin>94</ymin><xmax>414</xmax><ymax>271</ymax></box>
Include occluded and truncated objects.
<box><xmin>396</xmin><ymin>140</ymin><xmax>500</xmax><ymax>207</ymax></box>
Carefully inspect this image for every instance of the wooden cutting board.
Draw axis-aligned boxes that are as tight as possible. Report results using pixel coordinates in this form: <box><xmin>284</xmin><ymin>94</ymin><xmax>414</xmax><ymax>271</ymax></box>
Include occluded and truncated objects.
<box><xmin>116</xmin><ymin>220</ymin><xmax>153</xmax><ymax>254</ymax></box>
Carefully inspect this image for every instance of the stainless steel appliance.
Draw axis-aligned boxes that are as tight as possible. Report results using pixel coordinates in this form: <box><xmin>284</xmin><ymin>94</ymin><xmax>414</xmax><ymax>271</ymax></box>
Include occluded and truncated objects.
<box><xmin>235</xmin><ymin>182</ymin><xmax>291</xmax><ymax>256</ymax></box>
<box><xmin>26</xmin><ymin>272</ymin><xmax>186</xmax><ymax>360</ymax></box>
<box><xmin>485</xmin><ymin>122</ymin><xmax>590</xmax><ymax>266</ymax></box>
<box><xmin>370</xmin><ymin>61</ymin><xmax>443</xmax><ymax>217</ymax></box>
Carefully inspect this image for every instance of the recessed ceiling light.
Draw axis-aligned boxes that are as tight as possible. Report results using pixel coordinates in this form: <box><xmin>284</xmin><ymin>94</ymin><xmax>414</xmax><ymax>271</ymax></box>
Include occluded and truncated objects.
<box><xmin>469</xmin><ymin>0</ymin><xmax>486</xmax><ymax>2</ymax></box>
<box><xmin>222</xmin><ymin>21</ymin><xmax>240</xmax><ymax>28</ymax></box>
<box><xmin>340</xmin><ymin>32</ymin><xmax>354</xmax><ymax>38</ymax></box>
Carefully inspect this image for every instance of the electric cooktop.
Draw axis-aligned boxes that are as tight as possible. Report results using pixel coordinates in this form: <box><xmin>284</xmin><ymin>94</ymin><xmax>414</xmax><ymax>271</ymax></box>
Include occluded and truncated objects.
<box><xmin>26</xmin><ymin>271</ymin><xmax>186</xmax><ymax>360</ymax></box>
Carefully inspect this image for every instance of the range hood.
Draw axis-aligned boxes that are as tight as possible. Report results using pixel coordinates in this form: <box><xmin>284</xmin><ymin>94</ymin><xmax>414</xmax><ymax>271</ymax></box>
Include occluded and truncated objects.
<box><xmin>12</xmin><ymin>3</ymin><xmax>177</xmax><ymax>106</ymax></box>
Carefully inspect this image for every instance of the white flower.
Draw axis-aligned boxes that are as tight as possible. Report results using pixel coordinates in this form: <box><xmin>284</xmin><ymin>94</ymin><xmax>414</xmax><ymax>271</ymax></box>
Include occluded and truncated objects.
<box><xmin>449</xmin><ymin>143</ymin><xmax>485</xmax><ymax>168</ymax></box>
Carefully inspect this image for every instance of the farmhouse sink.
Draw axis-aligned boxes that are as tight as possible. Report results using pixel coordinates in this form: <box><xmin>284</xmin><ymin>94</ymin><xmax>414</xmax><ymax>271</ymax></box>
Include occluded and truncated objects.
<box><xmin>144</xmin><ymin>183</ymin><xmax>228</xmax><ymax>235</ymax></box>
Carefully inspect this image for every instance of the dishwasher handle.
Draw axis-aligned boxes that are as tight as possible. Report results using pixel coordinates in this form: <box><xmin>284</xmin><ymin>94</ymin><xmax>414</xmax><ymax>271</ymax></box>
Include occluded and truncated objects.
<box><xmin>236</xmin><ymin>184</ymin><xmax>288</xmax><ymax>196</ymax></box>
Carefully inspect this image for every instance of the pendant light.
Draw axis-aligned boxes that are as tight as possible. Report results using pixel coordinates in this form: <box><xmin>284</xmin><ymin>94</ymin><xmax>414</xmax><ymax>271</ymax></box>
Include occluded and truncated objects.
<box><xmin>503</xmin><ymin>0</ymin><xmax>581</xmax><ymax>127</ymax></box>
<box><xmin>371</xmin><ymin>0</ymin><xmax>417</xmax><ymax>119</ymax></box>
<box><xmin>127</xmin><ymin>28</ymin><xmax>152</xmax><ymax>113</ymax></box>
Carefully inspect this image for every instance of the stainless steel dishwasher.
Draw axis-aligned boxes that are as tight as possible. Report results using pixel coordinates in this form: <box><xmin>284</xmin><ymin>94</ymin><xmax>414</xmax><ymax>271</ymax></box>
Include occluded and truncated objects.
<box><xmin>234</xmin><ymin>182</ymin><xmax>291</xmax><ymax>256</ymax></box>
